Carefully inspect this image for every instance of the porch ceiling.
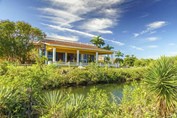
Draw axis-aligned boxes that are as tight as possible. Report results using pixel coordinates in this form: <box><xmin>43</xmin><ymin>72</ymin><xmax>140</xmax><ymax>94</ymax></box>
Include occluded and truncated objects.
<box><xmin>45</xmin><ymin>44</ymin><xmax>113</xmax><ymax>55</ymax></box>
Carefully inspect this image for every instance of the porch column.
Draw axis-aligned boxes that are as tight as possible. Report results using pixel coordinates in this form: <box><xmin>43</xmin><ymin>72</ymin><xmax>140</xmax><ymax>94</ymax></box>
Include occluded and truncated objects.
<box><xmin>111</xmin><ymin>54</ymin><xmax>114</xmax><ymax>64</ymax></box>
<box><xmin>77</xmin><ymin>50</ymin><xmax>80</xmax><ymax>65</ymax></box>
<box><xmin>65</xmin><ymin>52</ymin><xmax>67</xmax><ymax>63</ymax></box>
<box><xmin>45</xmin><ymin>50</ymin><xmax>48</xmax><ymax>64</ymax></box>
<box><xmin>96</xmin><ymin>52</ymin><xmax>98</xmax><ymax>63</ymax></box>
<box><xmin>53</xmin><ymin>48</ymin><xmax>56</xmax><ymax>62</ymax></box>
<box><xmin>81</xmin><ymin>54</ymin><xmax>84</xmax><ymax>63</ymax></box>
<box><xmin>39</xmin><ymin>48</ymin><xmax>42</xmax><ymax>57</ymax></box>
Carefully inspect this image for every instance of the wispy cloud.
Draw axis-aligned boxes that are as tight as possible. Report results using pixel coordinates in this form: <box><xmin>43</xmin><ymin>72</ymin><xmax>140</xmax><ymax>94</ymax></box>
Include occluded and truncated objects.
<box><xmin>140</xmin><ymin>13</ymin><xmax>149</xmax><ymax>18</ymax></box>
<box><xmin>43</xmin><ymin>23</ymin><xmax>125</xmax><ymax>46</ymax></box>
<box><xmin>122</xmin><ymin>30</ymin><xmax>128</xmax><ymax>33</ymax></box>
<box><xmin>147</xmin><ymin>37</ymin><xmax>159</xmax><ymax>41</ymax></box>
<box><xmin>168</xmin><ymin>43</ymin><xmax>176</xmax><ymax>46</ymax></box>
<box><xmin>107</xmin><ymin>40</ymin><xmax>124</xmax><ymax>46</ymax></box>
<box><xmin>147</xmin><ymin>45</ymin><xmax>158</xmax><ymax>48</ymax></box>
<box><xmin>147</xmin><ymin>21</ymin><xmax>167</xmax><ymax>30</ymax></box>
<box><xmin>80</xmin><ymin>18</ymin><xmax>114</xmax><ymax>34</ymax></box>
<box><xmin>39</xmin><ymin>0</ymin><xmax>127</xmax><ymax>34</ymax></box>
<box><xmin>134</xmin><ymin>21</ymin><xmax>168</xmax><ymax>37</ymax></box>
<box><xmin>167</xmin><ymin>52</ymin><xmax>177</xmax><ymax>56</ymax></box>
<box><xmin>42</xmin><ymin>23</ymin><xmax>95</xmax><ymax>37</ymax></box>
<box><xmin>46</xmin><ymin>33</ymin><xmax>79</xmax><ymax>42</ymax></box>
<box><xmin>131</xmin><ymin>46</ymin><xmax>144</xmax><ymax>51</ymax></box>
<box><xmin>38</xmin><ymin>7</ymin><xmax>83</xmax><ymax>28</ymax></box>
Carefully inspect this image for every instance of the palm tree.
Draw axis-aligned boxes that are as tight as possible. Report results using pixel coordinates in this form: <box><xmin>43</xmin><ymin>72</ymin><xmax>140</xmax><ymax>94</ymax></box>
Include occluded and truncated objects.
<box><xmin>103</xmin><ymin>44</ymin><xmax>114</xmax><ymax>50</ymax></box>
<box><xmin>114</xmin><ymin>51</ymin><xmax>124</xmax><ymax>65</ymax></box>
<box><xmin>115</xmin><ymin>51</ymin><xmax>124</xmax><ymax>57</ymax></box>
<box><xmin>90</xmin><ymin>36</ymin><xmax>105</xmax><ymax>48</ymax></box>
<box><xmin>104</xmin><ymin>56</ymin><xmax>110</xmax><ymax>63</ymax></box>
<box><xmin>144</xmin><ymin>56</ymin><xmax>177</xmax><ymax>117</ymax></box>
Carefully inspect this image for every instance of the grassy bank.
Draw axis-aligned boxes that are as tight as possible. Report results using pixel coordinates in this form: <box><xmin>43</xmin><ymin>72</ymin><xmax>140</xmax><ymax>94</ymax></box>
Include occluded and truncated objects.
<box><xmin>1</xmin><ymin>56</ymin><xmax>177</xmax><ymax>117</ymax></box>
<box><xmin>0</xmin><ymin>62</ymin><xmax>145</xmax><ymax>117</ymax></box>
<box><xmin>0</xmin><ymin>63</ymin><xmax>146</xmax><ymax>89</ymax></box>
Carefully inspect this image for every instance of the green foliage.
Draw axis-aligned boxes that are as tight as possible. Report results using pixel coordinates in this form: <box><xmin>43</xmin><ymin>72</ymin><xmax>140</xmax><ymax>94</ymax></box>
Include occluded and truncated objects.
<box><xmin>115</xmin><ymin>51</ymin><xmax>124</xmax><ymax>57</ymax></box>
<box><xmin>0</xmin><ymin>64</ymin><xmax>48</xmax><ymax>117</ymax></box>
<box><xmin>0</xmin><ymin>62</ymin><xmax>146</xmax><ymax>117</ymax></box>
<box><xmin>38</xmin><ymin>91</ymin><xmax>68</xmax><ymax>117</ymax></box>
<box><xmin>104</xmin><ymin>56</ymin><xmax>110</xmax><ymax>63</ymax></box>
<box><xmin>103</xmin><ymin>44</ymin><xmax>114</xmax><ymax>50</ymax></box>
<box><xmin>38</xmin><ymin>88</ymin><xmax>118</xmax><ymax>118</ymax></box>
<box><xmin>2</xmin><ymin>57</ymin><xmax>177</xmax><ymax>117</ymax></box>
<box><xmin>0</xmin><ymin>20</ymin><xmax>45</xmax><ymax>63</ymax></box>
<box><xmin>0</xmin><ymin>61</ymin><xmax>8</xmax><ymax>75</ymax></box>
<box><xmin>82</xmin><ymin>88</ymin><xmax>118</xmax><ymax>118</ymax></box>
<box><xmin>144</xmin><ymin>56</ymin><xmax>177</xmax><ymax>117</ymax></box>
<box><xmin>119</xmin><ymin>83</ymin><xmax>157</xmax><ymax>118</ymax></box>
<box><xmin>123</xmin><ymin>55</ymin><xmax>137</xmax><ymax>67</ymax></box>
<box><xmin>90</xmin><ymin>36</ymin><xmax>105</xmax><ymax>48</ymax></box>
<box><xmin>134</xmin><ymin>58</ymin><xmax>154</xmax><ymax>67</ymax></box>
<box><xmin>0</xmin><ymin>86</ymin><xmax>15</xmax><ymax>117</ymax></box>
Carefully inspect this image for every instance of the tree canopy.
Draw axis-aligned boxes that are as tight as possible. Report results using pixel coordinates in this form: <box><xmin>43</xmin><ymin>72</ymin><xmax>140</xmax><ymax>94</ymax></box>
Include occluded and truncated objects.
<box><xmin>90</xmin><ymin>36</ymin><xmax>105</xmax><ymax>48</ymax></box>
<box><xmin>103</xmin><ymin>44</ymin><xmax>114</xmax><ymax>50</ymax></box>
<box><xmin>0</xmin><ymin>20</ymin><xmax>45</xmax><ymax>63</ymax></box>
<box><xmin>123</xmin><ymin>55</ymin><xmax>137</xmax><ymax>67</ymax></box>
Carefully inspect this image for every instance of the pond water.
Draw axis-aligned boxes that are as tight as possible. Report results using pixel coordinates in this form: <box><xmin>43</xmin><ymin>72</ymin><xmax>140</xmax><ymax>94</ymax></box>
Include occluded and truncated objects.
<box><xmin>54</xmin><ymin>83</ymin><xmax>128</xmax><ymax>101</ymax></box>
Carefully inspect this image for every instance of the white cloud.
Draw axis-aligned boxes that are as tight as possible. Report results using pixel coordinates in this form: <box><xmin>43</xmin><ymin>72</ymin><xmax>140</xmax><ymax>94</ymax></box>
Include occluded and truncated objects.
<box><xmin>147</xmin><ymin>37</ymin><xmax>159</xmax><ymax>41</ymax></box>
<box><xmin>42</xmin><ymin>23</ymin><xmax>95</xmax><ymax>37</ymax></box>
<box><xmin>122</xmin><ymin>30</ymin><xmax>128</xmax><ymax>33</ymax></box>
<box><xmin>140</xmin><ymin>14</ymin><xmax>149</xmax><ymax>18</ymax></box>
<box><xmin>147</xmin><ymin>21</ymin><xmax>167</xmax><ymax>30</ymax></box>
<box><xmin>46</xmin><ymin>33</ymin><xmax>79</xmax><ymax>42</ymax></box>
<box><xmin>38</xmin><ymin>7</ymin><xmax>83</xmax><ymax>27</ymax></box>
<box><xmin>134</xmin><ymin>21</ymin><xmax>167</xmax><ymax>37</ymax></box>
<box><xmin>39</xmin><ymin>0</ymin><xmax>127</xmax><ymax>34</ymax></box>
<box><xmin>101</xmin><ymin>8</ymin><xmax>120</xmax><ymax>17</ymax></box>
<box><xmin>131</xmin><ymin>46</ymin><xmax>144</xmax><ymax>51</ymax></box>
<box><xmin>167</xmin><ymin>52</ymin><xmax>177</xmax><ymax>56</ymax></box>
<box><xmin>133</xmin><ymin>33</ymin><xmax>140</xmax><ymax>37</ymax></box>
<box><xmin>168</xmin><ymin>43</ymin><xmax>176</xmax><ymax>46</ymax></box>
<box><xmin>147</xmin><ymin>45</ymin><xmax>158</xmax><ymax>48</ymax></box>
<box><xmin>107</xmin><ymin>40</ymin><xmax>124</xmax><ymax>46</ymax></box>
<box><xmin>149</xmin><ymin>31</ymin><xmax>157</xmax><ymax>34</ymax></box>
<box><xmin>80</xmin><ymin>18</ymin><xmax>114</xmax><ymax>34</ymax></box>
<box><xmin>43</xmin><ymin>23</ymin><xmax>125</xmax><ymax>46</ymax></box>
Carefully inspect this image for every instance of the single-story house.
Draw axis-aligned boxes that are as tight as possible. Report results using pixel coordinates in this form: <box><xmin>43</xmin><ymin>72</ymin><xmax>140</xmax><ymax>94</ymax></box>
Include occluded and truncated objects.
<box><xmin>35</xmin><ymin>38</ymin><xmax>114</xmax><ymax>65</ymax></box>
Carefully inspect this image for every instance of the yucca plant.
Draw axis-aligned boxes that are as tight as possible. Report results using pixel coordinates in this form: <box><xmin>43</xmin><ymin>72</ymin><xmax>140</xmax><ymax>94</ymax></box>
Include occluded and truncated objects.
<box><xmin>63</xmin><ymin>94</ymin><xmax>85</xmax><ymax>118</ymax></box>
<box><xmin>39</xmin><ymin>91</ymin><xmax>68</xmax><ymax>117</ymax></box>
<box><xmin>144</xmin><ymin>56</ymin><xmax>177</xmax><ymax>117</ymax></box>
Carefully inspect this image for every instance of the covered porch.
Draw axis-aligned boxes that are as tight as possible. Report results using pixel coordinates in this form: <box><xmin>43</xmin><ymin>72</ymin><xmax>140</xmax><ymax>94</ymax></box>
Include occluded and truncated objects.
<box><xmin>38</xmin><ymin>39</ymin><xmax>114</xmax><ymax>66</ymax></box>
<box><xmin>44</xmin><ymin>46</ymin><xmax>113</xmax><ymax>65</ymax></box>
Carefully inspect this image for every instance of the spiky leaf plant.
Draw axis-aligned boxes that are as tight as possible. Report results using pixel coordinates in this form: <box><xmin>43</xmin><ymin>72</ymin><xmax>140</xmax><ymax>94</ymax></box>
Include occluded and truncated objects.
<box><xmin>144</xmin><ymin>56</ymin><xmax>177</xmax><ymax>117</ymax></box>
<box><xmin>64</xmin><ymin>94</ymin><xmax>85</xmax><ymax>118</ymax></box>
<box><xmin>39</xmin><ymin>91</ymin><xmax>67</xmax><ymax>117</ymax></box>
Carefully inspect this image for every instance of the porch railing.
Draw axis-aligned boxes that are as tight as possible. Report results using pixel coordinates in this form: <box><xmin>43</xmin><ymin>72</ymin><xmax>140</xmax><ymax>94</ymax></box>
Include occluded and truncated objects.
<box><xmin>48</xmin><ymin>61</ymin><xmax>119</xmax><ymax>68</ymax></box>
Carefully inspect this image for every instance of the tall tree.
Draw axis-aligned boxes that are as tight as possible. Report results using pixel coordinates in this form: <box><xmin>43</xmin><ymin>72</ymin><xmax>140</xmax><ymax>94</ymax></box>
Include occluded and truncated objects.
<box><xmin>115</xmin><ymin>51</ymin><xmax>124</xmax><ymax>57</ymax></box>
<box><xmin>114</xmin><ymin>51</ymin><xmax>124</xmax><ymax>65</ymax></box>
<box><xmin>90</xmin><ymin>36</ymin><xmax>105</xmax><ymax>48</ymax></box>
<box><xmin>103</xmin><ymin>44</ymin><xmax>114</xmax><ymax>50</ymax></box>
<box><xmin>123</xmin><ymin>55</ymin><xmax>137</xmax><ymax>67</ymax></box>
<box><xmin>0</xmin><ymin>20</ymin><xmax>45</xmax><ymax>63</ymax></box>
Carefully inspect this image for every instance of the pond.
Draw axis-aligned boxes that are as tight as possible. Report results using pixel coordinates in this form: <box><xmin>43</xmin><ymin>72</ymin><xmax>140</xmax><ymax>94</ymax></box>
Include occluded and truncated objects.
<box><xmin>53</xmin><ymin>83</ymin><xmax>129</xmax><ymax>102</ymax></box>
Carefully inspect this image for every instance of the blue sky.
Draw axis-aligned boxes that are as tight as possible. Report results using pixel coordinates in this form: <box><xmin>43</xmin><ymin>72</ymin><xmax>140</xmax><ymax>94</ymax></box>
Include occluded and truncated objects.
<box><xmin>0</xmin><ymin>0</ymin><xmax>177</xmax><ymax>58</ymax></box>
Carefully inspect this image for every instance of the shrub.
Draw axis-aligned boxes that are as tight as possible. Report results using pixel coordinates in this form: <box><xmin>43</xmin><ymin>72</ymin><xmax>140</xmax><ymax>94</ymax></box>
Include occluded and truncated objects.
<box><xmin>144</xmin><ymin>56</ymin><xmax>177</xmax><ymax>117</ymax></box>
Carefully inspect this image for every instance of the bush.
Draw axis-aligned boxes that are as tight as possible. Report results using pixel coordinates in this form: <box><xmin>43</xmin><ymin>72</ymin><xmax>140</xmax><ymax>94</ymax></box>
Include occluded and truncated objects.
<box><xmin>38</xmin><ymin>88</ymin><xmax>118</xmax><ymax>118</ymax></box>
<box><xmin>0</xmin><ymin>63</ymin><xmax>146</xmax><ymax>117</ymax></box>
